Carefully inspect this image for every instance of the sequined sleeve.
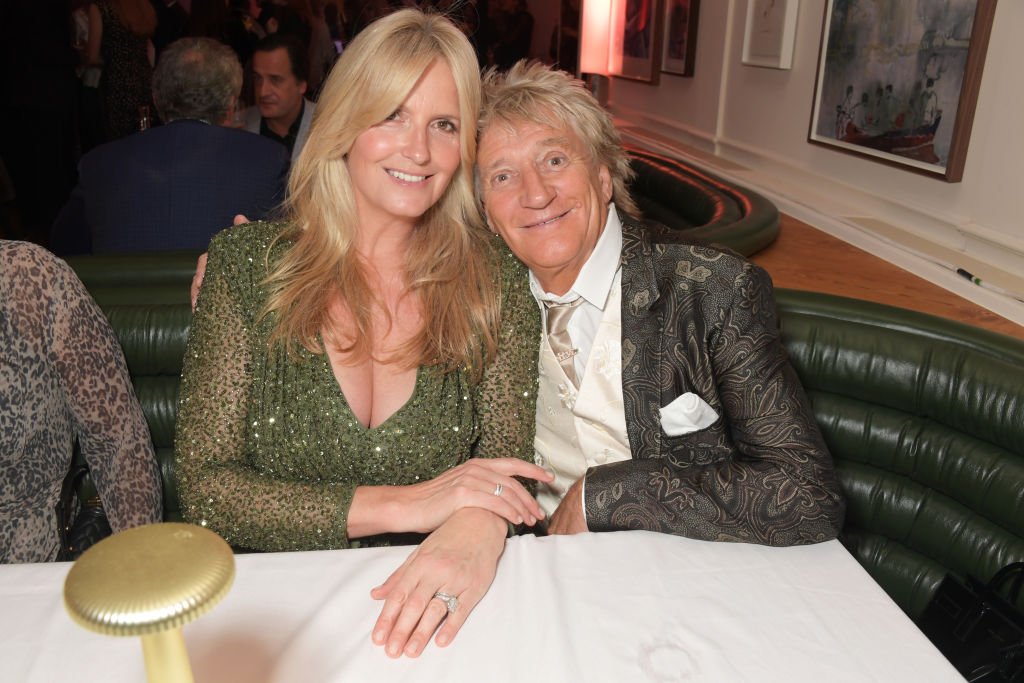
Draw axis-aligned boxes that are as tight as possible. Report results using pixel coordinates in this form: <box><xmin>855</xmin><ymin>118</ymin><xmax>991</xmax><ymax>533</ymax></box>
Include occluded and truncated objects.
<box><xmin>175</xmin><ymin>226</ymin><xmax>356</xmax><ymax>551</ymax></box>
<box><xmin>471</xmin><ymin>246</ymin><xmax>541</xmax><ymax>463</ymax></box>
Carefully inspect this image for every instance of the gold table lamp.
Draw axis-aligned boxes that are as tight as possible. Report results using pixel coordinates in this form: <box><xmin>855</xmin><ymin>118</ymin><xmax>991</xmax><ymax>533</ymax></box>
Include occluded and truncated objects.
<box><xmin>63</xmin><ymin>523</ymin><xmax>235</xmax><ymax>683</ymax></box>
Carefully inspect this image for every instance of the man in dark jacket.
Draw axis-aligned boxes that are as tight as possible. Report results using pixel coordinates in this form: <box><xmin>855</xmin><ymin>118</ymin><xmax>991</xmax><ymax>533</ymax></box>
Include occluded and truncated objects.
<box><xmin>51</xmin><ymin>37</ymin><xmax>288</xmax><ymax>255</ymax></box>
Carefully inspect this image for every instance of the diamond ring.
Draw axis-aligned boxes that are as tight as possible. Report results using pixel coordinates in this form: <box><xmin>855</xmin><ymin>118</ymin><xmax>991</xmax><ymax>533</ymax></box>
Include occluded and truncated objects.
<box><xmin>433</xmin><ymin>591</ymin><xmax>459</xmax><ymax>614</ymax></box>
<box><xmin>493</xmin><ymin>482</ymin><xmax>504</xmax><ymax>496</ymax></box>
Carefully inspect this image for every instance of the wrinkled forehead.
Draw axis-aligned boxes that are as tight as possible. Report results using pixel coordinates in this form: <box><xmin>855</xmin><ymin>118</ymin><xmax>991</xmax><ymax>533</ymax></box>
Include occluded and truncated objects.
<box><xmin>478</xmin><ymin>115</ymin><xmax>587</xmax><ymax>164</ymax></box>
<box><xmin>482</xmin><ymin>103</ymin><xmax>574</xmax><ymax>140</ymax></box>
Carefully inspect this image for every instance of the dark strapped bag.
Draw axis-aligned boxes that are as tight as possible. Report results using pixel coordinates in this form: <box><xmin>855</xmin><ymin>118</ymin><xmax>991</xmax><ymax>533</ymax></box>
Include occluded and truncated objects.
<box><xmin>919</xmin><ymin>562</ymin><xmax>1024</xmax><ymax>682</ymax></box>
<box><xmin>55</xmin><ymin>457</ymin><xmax>112</xmax><ymax>561</ymax></box>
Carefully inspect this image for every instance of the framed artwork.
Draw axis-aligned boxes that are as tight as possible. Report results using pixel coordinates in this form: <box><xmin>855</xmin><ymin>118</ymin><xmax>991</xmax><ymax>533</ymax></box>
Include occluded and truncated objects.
<box><xmin>661</xmin><ymin>0</ymin><xmax>700</xmax><ymax>76</ymax></box>
<box><xmin>742</xmin><ymin>0</ymin><xmax>799</xmax><ymax>69</ymax></box>
<box><xmin>808</xmin><ymin>0</ymin><xmax>996</xmax><ymax>182</ymax></box>
<box><xmin>609</xmin><ymin>0</ymin><xmax>664</xmax><ymax>83</ymax></box>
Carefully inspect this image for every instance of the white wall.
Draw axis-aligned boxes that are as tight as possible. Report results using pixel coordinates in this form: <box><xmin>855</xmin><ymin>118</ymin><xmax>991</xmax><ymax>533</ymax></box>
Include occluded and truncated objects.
<box><xmin>606</xmin><ymin>0</ymin><xmax>1024</xmax><ymax>324</ymax></box>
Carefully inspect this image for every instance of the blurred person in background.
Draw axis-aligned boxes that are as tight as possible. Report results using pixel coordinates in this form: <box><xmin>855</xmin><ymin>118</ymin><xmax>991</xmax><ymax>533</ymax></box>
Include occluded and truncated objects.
<box><xmin>86</xmin><ymin>0</ymin><xmax>157</xmax><ymax>141</ymax></box>
<box><xmin>51</xmin><ymin>37</ymin><xmax>288</xmax><ymax>254</ymax></box>
<box><xmin>241</xmin><ymin>33</ymin><xmax>316</xmax><ymax>160</ymax></box>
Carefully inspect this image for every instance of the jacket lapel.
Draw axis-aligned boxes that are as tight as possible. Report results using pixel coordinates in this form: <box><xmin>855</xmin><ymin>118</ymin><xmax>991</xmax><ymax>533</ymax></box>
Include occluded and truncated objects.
<box><xmin>619</xmin><ymin>215</ymin><xmax>664</xmax><ymax>461</ymax></box>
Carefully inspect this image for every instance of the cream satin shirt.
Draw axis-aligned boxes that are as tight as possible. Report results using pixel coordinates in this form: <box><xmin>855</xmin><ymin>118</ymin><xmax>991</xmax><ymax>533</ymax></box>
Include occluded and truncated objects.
<box><xmin>530</xmin><ymin>205</ymin><xmax>631</xmax><ymax>519</ymax></box>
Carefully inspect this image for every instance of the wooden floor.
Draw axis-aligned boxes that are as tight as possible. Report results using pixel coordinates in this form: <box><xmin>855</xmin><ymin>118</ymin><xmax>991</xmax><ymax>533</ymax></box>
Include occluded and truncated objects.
<box><xmin>751</xmin><ymin>214</ymin><xmax>1024</xmax><ymax>341</ymax></box>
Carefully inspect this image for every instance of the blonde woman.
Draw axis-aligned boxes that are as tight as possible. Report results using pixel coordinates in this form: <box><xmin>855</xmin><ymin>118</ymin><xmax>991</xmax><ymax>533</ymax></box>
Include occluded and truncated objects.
<box><xmin>175</xmin><ymin>9</ymin><xmax>550</xmax><ymax>657</ymax></box>
<box><xmin>86</xmin><ymin>0</ymin><xmax>157</xmax><ymax>140</ymax></box>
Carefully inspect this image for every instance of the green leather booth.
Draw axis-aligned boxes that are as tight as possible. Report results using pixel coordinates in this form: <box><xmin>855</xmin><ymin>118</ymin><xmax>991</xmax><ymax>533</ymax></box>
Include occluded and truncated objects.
<box><xmin>626</xmin><ymin>146</ymin><xmax>780</xmax><ymax>256</ymax></box>
<box><xmin>777</xmin><ymin>290</ymin><xmax>1024</xmax><ymax>618</ymax></box>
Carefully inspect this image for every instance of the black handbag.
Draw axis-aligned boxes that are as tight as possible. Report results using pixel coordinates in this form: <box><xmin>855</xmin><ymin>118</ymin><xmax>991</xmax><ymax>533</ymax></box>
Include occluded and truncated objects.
<box><xmin>55</xmin><ymin>459</ymin><xmax>112</xmax><ymax>562</ymax></box>
<box><xmin>919</xmin><ymin>562</ymin><xmax>1024</xmax><ymax>682</ymax></box>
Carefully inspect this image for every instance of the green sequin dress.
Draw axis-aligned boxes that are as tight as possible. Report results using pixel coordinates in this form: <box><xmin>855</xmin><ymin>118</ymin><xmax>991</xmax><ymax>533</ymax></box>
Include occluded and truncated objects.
<box><xmin>174</xmin><ymin>222</ymin><xmax>540</xmax><ymax>551</ymax></box>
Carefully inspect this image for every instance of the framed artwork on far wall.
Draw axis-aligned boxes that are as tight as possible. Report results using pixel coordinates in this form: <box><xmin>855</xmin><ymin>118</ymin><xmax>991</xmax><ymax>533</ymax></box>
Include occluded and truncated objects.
<box><xmin>609</xmin><ymin>0</ymin><xmax>665</xmax><ymax>83</ymax></box>
<box><xmin>661</xmin><ymin>0</ymin><xmax>700</xmax><ymax>77</ymax></box>
<box><xmin>742</xmin><ymin>0</ymin><xmax>799</xmax><ymax>69</ymax></box>
<box><xmin>808</xmin><ymin>0</ymin><xmax>996</xmax><ymax>182</ymax></box>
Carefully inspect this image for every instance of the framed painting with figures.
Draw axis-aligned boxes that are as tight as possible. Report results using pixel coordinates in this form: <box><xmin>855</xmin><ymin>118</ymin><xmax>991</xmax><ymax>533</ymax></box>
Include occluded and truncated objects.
<box><xmin>808</xmin><ymin>0</ymin><xmax>996</xmax><ymax>182</ymax></box>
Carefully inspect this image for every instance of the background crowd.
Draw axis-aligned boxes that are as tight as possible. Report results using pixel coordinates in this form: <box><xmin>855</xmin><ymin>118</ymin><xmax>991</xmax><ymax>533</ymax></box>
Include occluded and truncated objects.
<box><xmin>0</xmin><ymin>0</ymin><xmax>537</xmax><ymax>250</ymax></box>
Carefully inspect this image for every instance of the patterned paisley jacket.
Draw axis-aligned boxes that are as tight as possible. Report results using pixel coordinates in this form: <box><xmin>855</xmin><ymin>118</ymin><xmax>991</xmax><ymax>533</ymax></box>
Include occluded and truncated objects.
<box><xmin>581</xmin><ymin>216</ymin><xmax>845</xmax><ymax>545</ymax></box>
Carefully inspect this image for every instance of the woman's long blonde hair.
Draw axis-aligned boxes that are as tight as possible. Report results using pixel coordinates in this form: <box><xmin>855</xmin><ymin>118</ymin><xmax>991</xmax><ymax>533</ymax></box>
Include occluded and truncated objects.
<box><xmin>264</xmin><ymin>9</ymin><xmax>498</xmax><ymax>379</ymax></box>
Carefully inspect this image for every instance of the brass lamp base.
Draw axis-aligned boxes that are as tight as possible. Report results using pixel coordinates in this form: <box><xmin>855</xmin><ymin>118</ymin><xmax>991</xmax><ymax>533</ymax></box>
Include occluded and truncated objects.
<box><xmin>63</xmin><ymin>523</ymin><xmax>235</xmax><ymax>683</ymax></box>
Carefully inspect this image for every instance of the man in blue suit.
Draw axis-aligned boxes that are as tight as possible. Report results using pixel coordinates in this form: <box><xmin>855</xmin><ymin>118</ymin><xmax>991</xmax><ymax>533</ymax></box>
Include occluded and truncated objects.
<box><xmin>51</xmin><ymin>37</ymin><xmax>289</xmax><ymax>255</ymax></box>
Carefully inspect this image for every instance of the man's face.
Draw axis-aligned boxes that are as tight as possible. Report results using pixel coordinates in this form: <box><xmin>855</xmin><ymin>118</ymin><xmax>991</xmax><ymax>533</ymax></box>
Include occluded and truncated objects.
<box><xmin>478</xmin><ymin>120</ymin><xmax>612</xmax><ymax>295</ymax></box>
<box><xmin>252</xmin><ymin>48</ymin><xmax>306</xmax><ymax>127</ymax></box>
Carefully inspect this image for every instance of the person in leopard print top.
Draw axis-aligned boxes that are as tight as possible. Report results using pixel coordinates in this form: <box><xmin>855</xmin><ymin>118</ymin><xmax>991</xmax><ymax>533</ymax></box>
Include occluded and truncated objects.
<box><xmin>0</xmin><ymin>241</ymin><xmax>162</xmax><ymax>563</ymax></box>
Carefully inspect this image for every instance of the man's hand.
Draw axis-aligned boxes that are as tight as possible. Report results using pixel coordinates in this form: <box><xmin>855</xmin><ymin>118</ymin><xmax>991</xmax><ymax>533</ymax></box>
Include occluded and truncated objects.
<box><xmin>548</xmin><ymin>477</ymin><xmax>587</xmax><ymax>535</ymax></box>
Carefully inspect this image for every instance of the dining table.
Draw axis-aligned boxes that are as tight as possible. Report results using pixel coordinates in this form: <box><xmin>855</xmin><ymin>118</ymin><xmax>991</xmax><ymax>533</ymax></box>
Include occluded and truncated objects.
<box><xmin>1</xmin><ymin>529</ymin><xmax>963</xmax><ymax>682</ymax></box>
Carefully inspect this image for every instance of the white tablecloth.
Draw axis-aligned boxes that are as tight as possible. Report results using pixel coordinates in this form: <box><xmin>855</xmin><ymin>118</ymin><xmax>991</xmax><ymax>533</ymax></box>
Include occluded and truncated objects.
<box><xmin>0</xmin><ymin>531</ymin><xmax>962</xmax><ymax>682</ymax></box>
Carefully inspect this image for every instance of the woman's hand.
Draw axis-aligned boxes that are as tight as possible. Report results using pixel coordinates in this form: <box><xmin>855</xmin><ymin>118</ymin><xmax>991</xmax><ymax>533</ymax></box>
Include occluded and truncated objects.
<box><xmin>190</xmin><ymin>252</ymin><xmax>208</xmax><ymax>311</ymax></box>
<box><xmin>347</xmin><ymin>457</ymin><xmax>553</xmax><ymax>538</ymax></box>
<box><xmin>370</xmin><ymin>508</ymin><xmax>507</xmax><ymax>657</ymax></box>
<box><xmin>191</xmin><ymin>215</ymin><xmax>250</xmax><ymax>310</ymax></box>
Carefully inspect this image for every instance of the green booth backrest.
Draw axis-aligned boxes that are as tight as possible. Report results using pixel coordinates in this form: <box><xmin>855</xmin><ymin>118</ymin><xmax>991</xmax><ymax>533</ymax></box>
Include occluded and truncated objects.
<box><xmin>626</xmin><ymin>146</ymin><xmax>780</xmax><ymax>257</ymax></box>
<box><xmin>65</xmin><ymin>251</ymin><xmax>201</xmax><ymax>306</ymax></box>
<box><xmin>104</xmin><ymin>304</ymin><xmax>192</xmax><ymax>521</ymax></box>
<box><xmin>775</xmin><ymin>289</ymin><xmax>1024</xmax><ymax>618</ymax></box>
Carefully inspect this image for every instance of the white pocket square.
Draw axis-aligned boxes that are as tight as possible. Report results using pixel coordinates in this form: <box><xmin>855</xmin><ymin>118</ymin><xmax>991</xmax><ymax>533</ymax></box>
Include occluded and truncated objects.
<box><xmin>659</xmin><ymin>392</ymin><xmax>719</xmax><ymax>436</ymax></box>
